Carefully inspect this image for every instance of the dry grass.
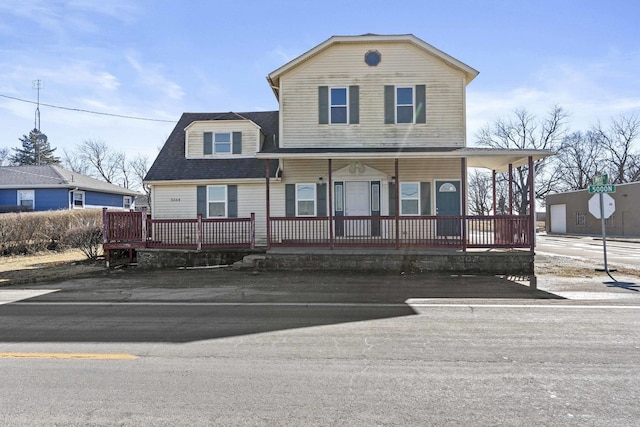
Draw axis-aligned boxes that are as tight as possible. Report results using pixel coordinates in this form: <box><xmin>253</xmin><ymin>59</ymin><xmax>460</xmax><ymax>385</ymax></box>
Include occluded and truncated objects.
<box><xmin>0</xmin><ymin>249</ymin><xmax>106</xmax><ymax>286</ymax></box>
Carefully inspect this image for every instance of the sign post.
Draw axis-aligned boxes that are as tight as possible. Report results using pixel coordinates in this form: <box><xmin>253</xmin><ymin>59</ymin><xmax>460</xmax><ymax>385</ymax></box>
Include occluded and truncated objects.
<box><xmin>588</xmin><ymin>175</ymin><xmax>617</xmax><ymax>281</ymax></box>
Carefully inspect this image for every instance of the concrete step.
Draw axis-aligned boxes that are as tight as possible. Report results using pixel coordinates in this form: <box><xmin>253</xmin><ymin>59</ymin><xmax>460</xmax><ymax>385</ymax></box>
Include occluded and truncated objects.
<box><xmin>232</xmin><ymin>254</ymin><xmax>266</xmax><ymax>270</ymax></box>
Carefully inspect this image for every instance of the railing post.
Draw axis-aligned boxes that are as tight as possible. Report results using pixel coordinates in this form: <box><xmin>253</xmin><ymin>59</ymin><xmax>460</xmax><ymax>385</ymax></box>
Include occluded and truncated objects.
<box><xmin>102</xmin><ymin>208</ymin><xmax>108</xmax><ymax>244</ymax></box>
<box><xmin>461</xmin><ymin>158</ymin><xmax>468</xmax><ymax>252</ymax></box>
<box><xmin>196</xmin><ymin>213</ymin><xmax>202</xmax><ymax>251</ymax></box>
<box><xmin>528</xmin><ymin>155</ymin><xmax>535</xmax><ymax>251</ymax></box>
<box><xmin>395</xmin><ymin>159</ymin><xmax>400</xmax><ymax>250</ymax></box>
<box><xmin>250</xmin><ymin>212</ymin><xmax>255</xmax><ymax>249</ymax></box>
<box><xmin>265</xmin><ymin>159</ymin><xmax>271</xmax><ymax>250</ymax></box>
<box><xmin>141</xmin><ymin>207</ymin><xmax>147</xmax><ymax>247</ymax></box>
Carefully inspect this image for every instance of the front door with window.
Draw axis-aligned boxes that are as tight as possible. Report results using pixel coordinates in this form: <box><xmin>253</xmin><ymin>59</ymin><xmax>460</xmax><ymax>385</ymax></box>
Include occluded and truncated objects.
<box><xmin>436</xmin><ymin>181</ymin><xmax>461</xmax><ymax>236</ymax></box>
<box><xmin>344</xmin><ymin>181</ymin><xmax>370</xmax><ymax>236</ymax></box>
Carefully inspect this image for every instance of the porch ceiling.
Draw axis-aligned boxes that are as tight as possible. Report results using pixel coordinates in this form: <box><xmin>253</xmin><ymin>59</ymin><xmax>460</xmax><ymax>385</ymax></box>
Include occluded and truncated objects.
<box><xmin>256</xmin><ymin>147</ymin><xmax>553</xmax><ymax>172</ymax></box>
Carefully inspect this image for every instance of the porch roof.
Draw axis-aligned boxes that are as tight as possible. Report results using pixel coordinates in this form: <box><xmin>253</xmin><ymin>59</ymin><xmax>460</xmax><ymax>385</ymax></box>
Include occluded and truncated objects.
<box><xmin>255</xmin><ymin>147</ymin><xmax>553</xmax><ymax>172</ymax></box>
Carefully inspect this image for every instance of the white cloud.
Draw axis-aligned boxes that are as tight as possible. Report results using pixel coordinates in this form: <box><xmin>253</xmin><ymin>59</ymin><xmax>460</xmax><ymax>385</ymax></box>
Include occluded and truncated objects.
<box><xmin>126</xmin><ymin>55</ymin><xmax>185</xmax><ymax>101</ymax></box>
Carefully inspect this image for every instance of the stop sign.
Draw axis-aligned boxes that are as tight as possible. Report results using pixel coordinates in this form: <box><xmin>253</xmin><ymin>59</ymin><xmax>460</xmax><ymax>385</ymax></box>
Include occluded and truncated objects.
<box><xmin>588</xmin><ymin>193</ymin><xmax>615</xmax><ymax>219</ymax></box>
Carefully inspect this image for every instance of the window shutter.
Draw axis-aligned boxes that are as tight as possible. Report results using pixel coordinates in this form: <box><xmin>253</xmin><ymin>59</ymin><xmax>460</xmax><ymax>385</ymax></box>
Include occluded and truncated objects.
<box><xmin>203</xmin><ymin>132</ymin><xmax>213</xmax><ymax>155</ymax></box>
<box><xmin>316</xmin><ymin>183</ymin><xmax>327</xmax><ymax>216</ymax></box>
<box><xmin>228</xmin><ymin>185</ymin><xmax>238</xmax><ymax>217</ymax></box>
<box><xmin>388</xmin><ymin>183</ymin><xmax>396</xmax><ymax>215</ymax></box>
<box><xmin>285</xmin><ymin>184</ymin><xmax>296</xmax><ymax>217</ymax></box>
<box><xmin>318</xmin><ymin>86</ymin><xmax>329</xmax><ymax>124</ymax></box>
<box><xmin>197</xmin><ymin>186</ymin><xmax>207</xmax><ymax>216</ymax></box>
<box><xmin>416</xmin><ymin>85</ymin><xmax>426</xmax><ymax>124</ymax></box>
<box><xmin>232</xmin><ymin>132</ymin><xmax>242</xmax><ymax>154</ymax></box>
<box><xmin>384</xmin><ymin>85</ymin><xmax>395</xmax><ymax>124</ymax></box>
<box><xmin>349</xmin><ymin>85</ymin><xmax>359</xmax><ymax>124</ymax></box>
<box><xmin>420</xmin><ymin>182</ymin><xmax>431</xmax><ymax>215</ymax></box>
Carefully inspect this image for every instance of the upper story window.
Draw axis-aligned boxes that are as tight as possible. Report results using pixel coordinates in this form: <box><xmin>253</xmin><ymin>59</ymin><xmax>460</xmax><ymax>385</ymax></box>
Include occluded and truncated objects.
<box><xmin>18</xmin><ymin>190</ymin><xmax>34</xmax><ymax>210</ymax></box>
<box><xmin>319</xmin><ymin>86</ymin><xmax>359</xmax><ymax>125</ymax></box>
<box><xmin>396</xmin><ymin>87</ymin><xmax>414</xmax><ymax>124</ymax></box>
<box><xmin>214</xmin><ymin>133</ymin><xmax>232</xmax><ymax>154</ymax></box>
<box><xmin>384</xmin><ymin>85</ymin><xmax>426</xmax><ymax>124</ymax></box>
<box><xmin>123</xmin><ymin>196</ymin><xmax>132</xmax><ymax>210</ymax></box>
<box><xmin>203</xmin><ymin>131</ymin><xmax>242</xmax><ymax>155</ymax></box>
<box><xmin>330</xmin><ymin>88</ymin><xmax>348</xmax><ymax>124</ymax></box>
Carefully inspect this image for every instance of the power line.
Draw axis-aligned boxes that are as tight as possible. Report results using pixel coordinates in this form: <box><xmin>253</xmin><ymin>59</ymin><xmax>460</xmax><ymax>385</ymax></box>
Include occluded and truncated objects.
<box><xmin>0</xmin><ymin>93</ymin><xmax>176</xmax><ymax>123</ymax></box>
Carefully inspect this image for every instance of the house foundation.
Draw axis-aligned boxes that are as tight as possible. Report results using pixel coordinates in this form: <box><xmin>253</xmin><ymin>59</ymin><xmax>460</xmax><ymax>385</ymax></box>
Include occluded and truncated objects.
<box><xmin>265</xmin><ymin>249</ymin><xmax>534</xmax><ymax>275</ymax></box>
<box><xmin>134</xmin><ymin>247</ymin><xmax>533</xmax><ymax>276</ymax></box>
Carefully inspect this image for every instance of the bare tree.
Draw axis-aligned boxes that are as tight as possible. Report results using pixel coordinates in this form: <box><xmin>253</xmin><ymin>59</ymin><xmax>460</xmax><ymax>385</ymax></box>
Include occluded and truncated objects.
<box><xmin>61</xmin><ymin>148</ymin><xmax>90</xmax><ymax>175</ymax></box>
<box><xmin>592</xmin><ymin>114</ymin><xmax>640</xmax><ymax>183</ymax></box>
<box><xmin>555</xmin><ymin>131</ymin><xmax>604</xmax><ymax>191</ymax></box>
<box><xmin>467</xmin><ymin>169</ymin><xmax>492</xmax><ymax>215</ymax></box>
<box><xmin>0</xmin><ymin>147</ymin><xmax>9</xmax><ymax>166</ymax></box>
<box><xmin>129</xmin><ymin>154</ymin><xmax>151</xmax><ymax>197</ymax></box>
<box><xmin>475</xmin><ymin>106</ymin><xmax>567</xmax><ymax>214</ymax></box>
<box><xmin>77</xmin><ymin>139</ymin><xmax>123</xmax><ymax>184</ymax></box>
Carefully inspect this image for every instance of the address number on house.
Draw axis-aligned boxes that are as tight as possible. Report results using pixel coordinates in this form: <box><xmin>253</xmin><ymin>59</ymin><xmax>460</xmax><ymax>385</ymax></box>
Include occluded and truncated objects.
<box><xmin>170</xmin><ymin>198</ymin><xmax>181</xmax><ymax>202</ymax></box>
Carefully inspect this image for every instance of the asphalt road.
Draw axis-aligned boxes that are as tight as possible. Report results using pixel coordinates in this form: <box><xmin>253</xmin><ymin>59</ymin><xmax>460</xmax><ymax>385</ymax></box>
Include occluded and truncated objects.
<box><xmin>536</xmin><ymin>233</ymin><xmax>639</xmax><ymax>271</ymax></box>
<box><xmin>1</xmin><ymin>271</ymin><xmax>640</xmax><ymax>426</ymax></box>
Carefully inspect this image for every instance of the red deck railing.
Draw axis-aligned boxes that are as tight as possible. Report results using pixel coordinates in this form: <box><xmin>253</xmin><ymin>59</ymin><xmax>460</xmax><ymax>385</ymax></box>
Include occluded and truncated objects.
<box><xmin>103</xmin><ymin>208</ymin><xmax>255</xmax><ymax>250</ymax></box>
<box><xmin>268</xmin><ymin>215</ymin><xmax>531</xmax><ymax>249</ymax></box>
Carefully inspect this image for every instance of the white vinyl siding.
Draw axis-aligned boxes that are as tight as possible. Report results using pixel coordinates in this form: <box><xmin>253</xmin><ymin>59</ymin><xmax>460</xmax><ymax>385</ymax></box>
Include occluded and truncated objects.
<box><xmin>152</xmin><ymin>185</ymin><xmax>198</xmax><ymax>219</ymax></box>
<box><xmin>279</xmin><ymin>42</ymin><xmax>466</xmax><ymax>149</ymax></box>
<box><xmin>185</xmin><ymin>120</ymin><xmax>261</xmax><ymax>158</ymax></box>
<box><xmin>151</xmin><ymin>183</ymin><xmax>270</xmax><ymax>244</ymax></box>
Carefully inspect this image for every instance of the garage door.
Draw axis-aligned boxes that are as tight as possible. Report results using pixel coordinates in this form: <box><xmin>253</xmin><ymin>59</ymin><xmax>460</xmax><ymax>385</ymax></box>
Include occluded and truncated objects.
<box><xmin>550</xmin><ymin>204</ymin><xmax>566</xmax><ymax>234</ymax></box>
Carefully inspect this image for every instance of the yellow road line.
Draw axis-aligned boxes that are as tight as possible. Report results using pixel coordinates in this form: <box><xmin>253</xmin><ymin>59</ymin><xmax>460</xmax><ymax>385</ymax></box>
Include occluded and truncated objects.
<box><xmin>0</xmin><ymin>352</ymin><xmax>137</xmax><ymax>360</ymax></box>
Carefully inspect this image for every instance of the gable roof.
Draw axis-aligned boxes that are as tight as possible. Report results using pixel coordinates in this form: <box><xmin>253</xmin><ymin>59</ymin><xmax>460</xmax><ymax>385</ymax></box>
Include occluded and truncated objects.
<box><xmin>0</xmin><ymin>165</ymin><xmax>140</xmax><ymax>196</ymax></box>
<box><xmin>144</xmin><ymin>111</ymin><xmax>280</xmax><ymax>182</ymax></box>
<box><xmin>267</xmin><ymin>34</ymin><xmax>480</xmax><ymax>99</ymax></box>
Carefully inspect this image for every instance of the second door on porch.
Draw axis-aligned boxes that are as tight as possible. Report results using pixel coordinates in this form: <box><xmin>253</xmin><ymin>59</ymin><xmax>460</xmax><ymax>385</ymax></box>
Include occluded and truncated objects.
<box><xmin>336</xmin><ymin>181</ymin><xmax>380</xmax><ymax>237</ymax></box>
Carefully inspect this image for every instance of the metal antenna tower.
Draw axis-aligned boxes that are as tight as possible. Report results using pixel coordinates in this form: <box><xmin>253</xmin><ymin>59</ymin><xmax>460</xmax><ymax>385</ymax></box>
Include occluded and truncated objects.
<box><xmin>33</xmin><ymin>79</ymin><xmax>42</xmax><ymax>130</ymax></box>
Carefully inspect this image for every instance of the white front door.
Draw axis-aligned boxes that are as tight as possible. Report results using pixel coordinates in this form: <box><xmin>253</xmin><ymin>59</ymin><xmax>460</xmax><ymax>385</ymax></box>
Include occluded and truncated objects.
<box><xmin>344</xmin><ymin>181</ymin><xmax>370</xmax><ymax>236</ymax></box>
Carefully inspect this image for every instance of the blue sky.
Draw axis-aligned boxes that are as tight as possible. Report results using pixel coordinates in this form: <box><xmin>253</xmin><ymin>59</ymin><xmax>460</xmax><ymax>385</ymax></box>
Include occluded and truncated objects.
<box><xmin>1</xmin><ymin>0</ymin><xmax>639</xmax><ymax>164</ymax></box>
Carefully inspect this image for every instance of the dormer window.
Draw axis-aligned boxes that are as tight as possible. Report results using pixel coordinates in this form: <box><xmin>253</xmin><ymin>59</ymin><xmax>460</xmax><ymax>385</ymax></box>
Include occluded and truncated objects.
<box><xmin>203</xmin><ymin>131</ymin><xmax>243</xmax><ymax>155</ymax></box>
<box><xmin>214</xmin><ymin>133</ymin><xmax>232</xmax><ymax>154</ymax></box>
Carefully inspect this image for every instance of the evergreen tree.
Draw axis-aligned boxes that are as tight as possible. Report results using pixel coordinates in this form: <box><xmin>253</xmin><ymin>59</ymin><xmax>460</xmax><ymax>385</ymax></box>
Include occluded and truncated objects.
<box><xmin>10</xmin><ymin>128</ymin><xmax>60</xmax><ymax>165</ymax></box>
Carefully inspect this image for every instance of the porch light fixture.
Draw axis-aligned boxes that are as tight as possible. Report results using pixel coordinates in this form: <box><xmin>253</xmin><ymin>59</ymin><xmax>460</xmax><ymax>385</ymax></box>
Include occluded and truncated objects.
<box><xmin>391</xmin><ymin>176</ymin><xmax>396</xmax><ymax>183</ymax></box>
<box><xmin>318</xmin><ymin>176</ymin><xmax>324</xmax><ymax>184</ymax></box>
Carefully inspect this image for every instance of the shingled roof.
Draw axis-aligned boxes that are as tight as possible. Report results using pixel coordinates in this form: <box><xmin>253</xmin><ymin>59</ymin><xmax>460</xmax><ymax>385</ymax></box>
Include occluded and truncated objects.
<box><xmin>0</xmin><ymin>165</ymin><xmax>140</xmax><ymax>196</ymax></box>
<box><xmin>144</xmin><ymin>111</ymin><xmax>279</xmax><ymax>182</ymax></box>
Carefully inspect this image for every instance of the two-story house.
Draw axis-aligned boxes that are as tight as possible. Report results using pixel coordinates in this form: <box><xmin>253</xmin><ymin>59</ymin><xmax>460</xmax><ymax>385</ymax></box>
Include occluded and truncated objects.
<box><xmin>144</xmin><ymin>34</ymin><xmax>550</xmax><ymax>252</ymax></box>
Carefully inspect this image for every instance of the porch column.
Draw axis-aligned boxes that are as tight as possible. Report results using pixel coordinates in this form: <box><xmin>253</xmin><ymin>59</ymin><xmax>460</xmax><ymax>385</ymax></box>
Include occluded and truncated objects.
<box><xmin>265</xmin><ymin>159</ymin><xmax>271</xmax><ymax>250</ymax></box>
<box><xmin>508</xmin><ymin>163</ymin><xmax>514</xmax><ymax>215</ymax></box>
<box><xmin>528</xmin><ymin>155</ymin><xmax>535</xmax><ymax>251</ymax></box>
<box><xmin>395</xmin><ymin>158</ymin><xmax>400</xmax><ymax>250</ymax></box>
<box><xmin>328</xmin><ymin>159</ymin><xmax>333</xmax><ymax>249</ymax></box>
<box><xmin>461</xmin><ymin>158</ymin><xmax>467</xmax><ymax>252</ymax></box>
<box><xmin>492</xmin><ymin>170</ymin><xmax>497</xmax><ymax>215</ymax></box>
